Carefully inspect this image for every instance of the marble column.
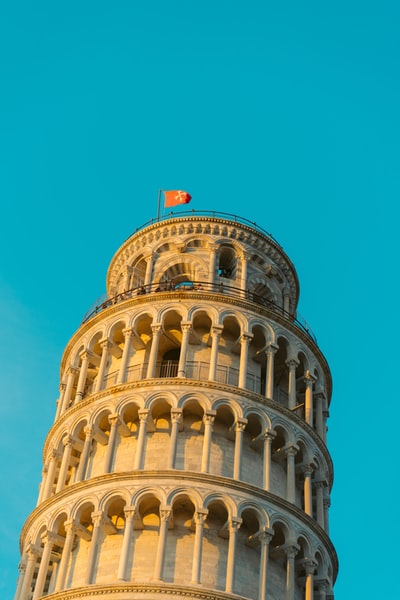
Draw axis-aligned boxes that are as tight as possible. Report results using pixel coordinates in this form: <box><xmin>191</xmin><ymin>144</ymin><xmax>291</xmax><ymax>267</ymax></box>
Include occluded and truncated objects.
<box><xmin>134</xmin><ymin>410</ymin><xmax>149</xmax><ymax>470</ymax></box>
<box><xmin>265</xmin><ymin>344</ymin><xmax>278</xmax><ymax>400</ymax></box>
<box><xmin>240</xmin><ymin>252</ymin><xmax>250</xmax><ymax>297</ymax></box>
<box><xmin>104</xmin><ymin>414</ymin><xmax>119</xmax><ymax>473</ymax></box>
<box><xmin>94</xmin><ymin>339</ymin><xmax>111</xmax><ymax>393</ymax></box>
<box><xmin>208</xmin><ymin>326</ymin><xmax>223</xmax><ymax>381</ymax></box>
<box><xmin>144</xmin><ymin>254</ymin><xmax>154</xmax><ymax>287</ymax></box>
<box><xmin>61</xmin><ymin>366</ymin><xmax>78</xmax><ymax>413</ymax></box>
<box><xmin>225</xmin><ymin>517</ymin><xmax>242</xmax><ymax>593</ymax></box>
<box><xmin>233</xmin><ymin>420</ymin><xmax>247</xmax><ymax>480</ymax></box>
<box><xmin>117</xmin><ymin>328</ymin><xmax>133</xmax><ymax>384</ymax></box>
<box><xmin>147</xmin><ymin>325</ymin><xmax>162</xmax><ymax>378</ymax></box>
<box><xmin>263</xmin><ymin>430</ymin><xmax>276</xmax><ymax>491</ymax></box>
<box><xmin>55</xmin><ymin>435</ymin><xmax>73</xmax><ymax>493</ymax></box>
<box><xmin>85</xmin><ymin>512</ymin><xmax>104</xmax><ymax>585</ymax></box>
<box><xmin>42</xmin><ymin>449</ymin><xmax>60</xmax><ymax>500</ymax></box>
<box><xmin>238</xmin><ymin>333</ymin><xmax>253</xmax><ymax>389</ymax></box>
<box><xmin>18</xmin><ymin>546</ymin><xmax>38</xmax><ymax>600</ymax></box>
<box><xmin>191</xmin><ymin>510</ymin><xmax>208</xmax><ymax>584</ymax></box>
<box><xmin>201</xmin><ymin>412</ymin><xmax>215</xmax><ymax>473</ymax></box>
<box><xmin>303</xmin><ymin>559</ymin><xmax>317</xmax><ymax>600</ymax></box>
<box><xmin>54</xmin><ymin>520</ymin><xmax>76</xmax><ymax>592</ymax></box>
<box><xmin>74</xmin><ymin>350</ymin><xmax>93</xmax><ymax>402</ymax></box>
<box><xmin>258</xmin><ymin>530</ymin><xmax>273</xmax><ymax>600</ymax></box>
<box><xmin>75</xmin><ymin>426</ymin><xmax>94</xmax><ymax>482</ymax></box>
<box><xmin>285</xmin><ymin>444</ymin><xmax>299</xmax><ymax>504</ymax></box>
<box><xmin>315</xmin><ymin>481</ymin><xmax>325</xmax><ymax>529</ymax></box>
<box><xmin>117</xmin><ymin>507</ymin><xmax>136</xmax><ymax>581</ymax></box>
<box><xmin>208</xmin><ymin>243</ymin><xmax>218</xmax><ymax>284</ymax></box>
<box><xmin>286</xmin><ymin>358</ymin><xmax>299</xmax><ymax>409</ymax></box>
<box><xmin>32</xmin><ymin>532</ymin><xmax>56</xmax><ymax>600</ymax></box>
<box><xmin>177</xmin><ymin>323</ymin><xmax>191</xmax><ymax>377</ymax></box>
<box><xmin>168</xmin><ymin>409</ymin><xmax>182</xmax><ymax>469</ymax></box>
<box><xmin>304</xmin><ymin>371</ymin><xmax>315</xmax><ymax>427</ymax></box>
<box><xmin>284</xmin><ymin>545</ymin><xmax>299</xmax><ymax>600</ymax></box>
<box><xmin>153</xmin><ymin>508</ymin><xmax>171</xmax><ymax>581</ymax></box>
<box><xmin>303</xmin><ymin>464</ymin><xmax>314</xmax><ymax>517</ymax></box>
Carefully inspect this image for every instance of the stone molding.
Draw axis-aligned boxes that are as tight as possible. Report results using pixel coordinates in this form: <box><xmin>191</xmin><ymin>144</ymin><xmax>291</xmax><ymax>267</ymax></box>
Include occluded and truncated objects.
<box><xmin>42</xmin><ymin>582</ymin><xmax>250</xmax><ymax>599</ymax></box>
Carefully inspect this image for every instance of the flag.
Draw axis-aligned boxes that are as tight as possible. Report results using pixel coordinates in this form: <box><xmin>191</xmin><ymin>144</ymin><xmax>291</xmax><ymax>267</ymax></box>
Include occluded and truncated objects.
<box><xmin>164</xmin><ymin>190</ymin><xmax>192</xmax><ymax>208</ymax></box>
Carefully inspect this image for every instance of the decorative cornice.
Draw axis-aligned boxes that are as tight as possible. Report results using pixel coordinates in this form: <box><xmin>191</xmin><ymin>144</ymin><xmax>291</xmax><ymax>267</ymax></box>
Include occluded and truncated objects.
<box><xmin>42</xmin><ymin>582</ymin><xmax>249</xmax><ymax>600</ymax></box>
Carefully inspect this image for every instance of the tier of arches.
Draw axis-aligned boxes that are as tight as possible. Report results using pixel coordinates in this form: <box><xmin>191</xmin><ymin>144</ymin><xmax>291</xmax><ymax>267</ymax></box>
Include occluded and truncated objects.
<box><xmin>59</xmin><ymin>304</ymin><xmax>329</xmax><ymax>440</ymax></box>
<box><xmin>17</xmin><ymin>488</ymin><xmax>334</xmax><ymax>600</ymax></box>
<box><xmin>40</xmin><ymin>394</ymin><xmax>331</xmax><ymax>531</ymax></box>
<box><xmin>108</xmin><ymin>224</ymin><xmax>297</xmax><ymax>315</ymax></box>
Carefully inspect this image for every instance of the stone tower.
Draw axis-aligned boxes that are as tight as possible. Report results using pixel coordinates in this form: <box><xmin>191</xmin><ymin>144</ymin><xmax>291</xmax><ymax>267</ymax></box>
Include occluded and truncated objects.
<box><xmin>15</xmin><ymin>212</ymin><xmax>337</xmax><ymax>600</ymax></box>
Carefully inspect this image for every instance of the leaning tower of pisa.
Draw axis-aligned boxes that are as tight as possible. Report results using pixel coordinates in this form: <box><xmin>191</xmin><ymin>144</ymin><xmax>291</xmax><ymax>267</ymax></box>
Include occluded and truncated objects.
<box><xmin>15</xmin><ymin>211</ymin><xmax>337</xmax><ymax>600</ymax></box>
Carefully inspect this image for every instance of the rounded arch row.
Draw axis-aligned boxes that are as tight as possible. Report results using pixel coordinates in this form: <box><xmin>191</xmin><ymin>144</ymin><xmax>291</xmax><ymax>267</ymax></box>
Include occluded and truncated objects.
<box><xmin>18</xmin><ymin>486</ymin><xmax>334</xmax><ymax>600</ymax></box>
<box><xmin>57</xmin><ymin>304</ymin><xmax>329</xmax><ymax>441</ymax></box>
<box><xmin>39</xmin><ymin>394</ymin><xmax>331</xmax><ymax>533</ymax></box>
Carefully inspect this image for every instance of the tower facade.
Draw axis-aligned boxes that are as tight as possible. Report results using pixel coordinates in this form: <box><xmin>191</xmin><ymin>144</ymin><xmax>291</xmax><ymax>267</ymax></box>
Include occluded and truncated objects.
<box><xmin>15</xmin><ymin>212</ymin><xmax>337</xmax><ymax>600</ymax></box>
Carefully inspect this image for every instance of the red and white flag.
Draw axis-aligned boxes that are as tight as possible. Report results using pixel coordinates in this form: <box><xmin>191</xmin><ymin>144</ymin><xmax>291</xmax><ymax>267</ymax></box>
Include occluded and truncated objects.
<box><xmin>164</xmin><ymin>190</ymin><xmax>192</xmax><ymax>208</ymax></box>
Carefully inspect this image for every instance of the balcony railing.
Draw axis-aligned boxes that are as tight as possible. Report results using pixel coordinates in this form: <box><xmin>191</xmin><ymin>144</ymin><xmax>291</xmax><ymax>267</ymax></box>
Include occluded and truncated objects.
<box><xmin>83</xmin><ymin>360</ymin><xmax>263</xmax><ymax>398</ymax></box>
<box><xmin>82</xmin><ymin>280</ymin><xmax>317</xmax><ymax>343</ymax></box>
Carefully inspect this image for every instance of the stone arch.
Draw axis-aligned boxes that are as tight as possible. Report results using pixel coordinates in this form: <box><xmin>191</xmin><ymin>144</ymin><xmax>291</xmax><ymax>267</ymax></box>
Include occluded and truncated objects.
<box><xmin>241</xmin><ymin>409</ymin><xmax>266</xmax><ymax>488</ymax></box>
<box><xmin>144</xmin><ymin>396</ymin><xmax>175</xmax><ymax>471</ymax></box>
<box><xmin>164</xmin><ymin>493</ymin><xmax>197</xmax><ymax>584</ymax></box>
<box><xmin>176</xmin><ymin>396</ymin><xmax>206</xmax><ymax>472</ymax></box>
<box><xmin>209</xmin><ymin>401</ymin><xmax>237</xmax><ymax>478</ymax></box>
<box><xmin>130</xmin><ymin>492</ymin><xmax>163</xmax><ymax>582</ymax></box>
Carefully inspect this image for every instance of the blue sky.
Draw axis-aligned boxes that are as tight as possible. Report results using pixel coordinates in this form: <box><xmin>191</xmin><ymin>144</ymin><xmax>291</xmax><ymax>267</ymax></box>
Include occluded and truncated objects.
<box><xmin>1</xmin><ymin>1</ymin><xmax>399</xmax><ymax>597</ymax></box>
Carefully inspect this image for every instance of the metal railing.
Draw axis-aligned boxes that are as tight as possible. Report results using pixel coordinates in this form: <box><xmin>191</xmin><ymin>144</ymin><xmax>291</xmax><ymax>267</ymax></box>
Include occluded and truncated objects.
<box><xmin>81</xmin><ymin>280</ymin><xmax>317</xmax><ymax>343</ymax></box>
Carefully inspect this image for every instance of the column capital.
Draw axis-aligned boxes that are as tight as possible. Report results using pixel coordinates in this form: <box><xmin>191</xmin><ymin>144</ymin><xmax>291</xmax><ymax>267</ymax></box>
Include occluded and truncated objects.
<box><xmin>302</xmin><ymin>558</ymin><xmax>318</xmax><ymax>575</ymax></box>
<box><xmin>208</xmin><ymin>243</ymin><xmax>219</xmax><ymax>252</ymax></box>
<box><xmin>304</xmin><ymin>370</ymin><xmax>316</xmax><ymax>385</ymax></box>
<box><xmin>234</xmin><ymin>419</ymin><xmax>247</xmax><ymax>432</ymax></box>
<box><xmin>108</xmin><ymin>413</ymin><xmax>120</xmax><ymax>426</ymax></box>
<box><xmin>145</xmin><ymin>253</ymin><xmax>155</xmax><ymax>264</ymax></box>
<box><xmin>258</xmin><ymin>528</ymin><xmax>274</xmax><ymax>546</ymax></box>
<box><xmin>194</xmin><ymin>509</ymin><xmax>208</xmax><ymax>525</ymax></box>
<box><xmin>240</xmin><ymin>332</ymin><xmax>253</xmax><ymax>343</ymax></box>
<box><xmin>99</xmin><ymin>338</ymin><xmax>112</xmax><ymax>349</ymax></box>
<box><xmin>40</xmin><ymin>530</ymin><xmax>58</xmax><ymax>546</ymax></box>
<box><xmin>284</xmin><ymin>443</ymin><xmax>299</xmax><ymax>458</ymax></box>
<box><xmin>181</xmin><ymin>322</ymin><xmax>192</xmax><ymax>332</ymax></box>
<box><xmin>84</xmin><ymin>425</ymin><xmax>94</xmax><ymax>437</ymax></box>
<box><xmin>286</xmin><ymin>358</ymin><xmax>299</xmax><ymax>369</ymax></box>
<box><xmin>68</xmin><ymin>365</ymin><xmax>79</xmax><ymax>376</ymax></box>
<box><xmin>302</xmin><ymin>462</ymin><xmax>316</xmax><ymax>476</ymax></box>
<box><xmin>229</xmin><ymin>517</ymin><xmax>242</xmax><ymax>532</ymax></box>
<box><xmin>62</xmin><ymin>434</ymin><xmax>74</xmax><ymax>448</ymax></box>
<box><xmin>171</xmin><ymin>408</ymin><xmax>183</xmax><ymax>423</ymax></box>
<box><xmin>124</xmin><ymin>506</ymin><xmax>137</xmax><ymax>519</ymax></box>
<box><xmin>138</xmin><ymin>409</ymin><xmax>150</xmax><ymax>423</ymax></box>
<box><xmin>211</xmin><ymin>325</ymin><xmax>224</xmax><ymax>336</ymax></box>
<box><xmin>63</xmin><ymin>519</ymin><xmax>77</xmax><ymax>535</ymax></box>
<box><xmin>263</xmin><ymin>428</ymin><xmax>276</xmax><ymax>442</ymax></box>
<box><xmin>122</xmin><ymin>327</ymin><xmax>133</xmax><ymax>338</ymax></box>
<box><xmin>151</xmin><ymin>324</ymin><xmax>163</xmax><ymax>335</ymax></box>
<box><xmin>283</xmin><ymin>543</ymin><xmax>300</xmax><ymax>559</ymax></box>
<box><xmin>59</xmin><ymin>382</ymin><xmax>67</xmax><ymax>392</ymax></box>
<box><xmin>266</xmin><ymin>343</ymin><xmax>279</xmax><ymax>356</ymax></box>
<box><xmin>79</xmin><ymin>348</ymin><xmax>94</xmax><ymax>361</ymax></box>
<box><xmin>203</xmin><ymin>411</ymin><xmax>216</xmax><ymax>425</ymax></box>
<box><xmin>50</xmin><ymin>448</ymin><xmax>61</xmax><ymax>460</ymax></box>
<box><xmin>159</xmin><ymin>507</ymin><xmax>172</xmax><ymax>522</ymax></box>
<box><xmin>91</xmin><ymin>511</ymin><xmax>105</xmax><ymax>527</ymax></box>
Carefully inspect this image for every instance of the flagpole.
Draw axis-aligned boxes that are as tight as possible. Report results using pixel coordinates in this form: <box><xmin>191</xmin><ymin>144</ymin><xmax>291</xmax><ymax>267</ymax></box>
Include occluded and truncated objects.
<box><xmin>157</xmin><ymin>189</ymin><xmax>162</xmax><ymax>221</ymax></box>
